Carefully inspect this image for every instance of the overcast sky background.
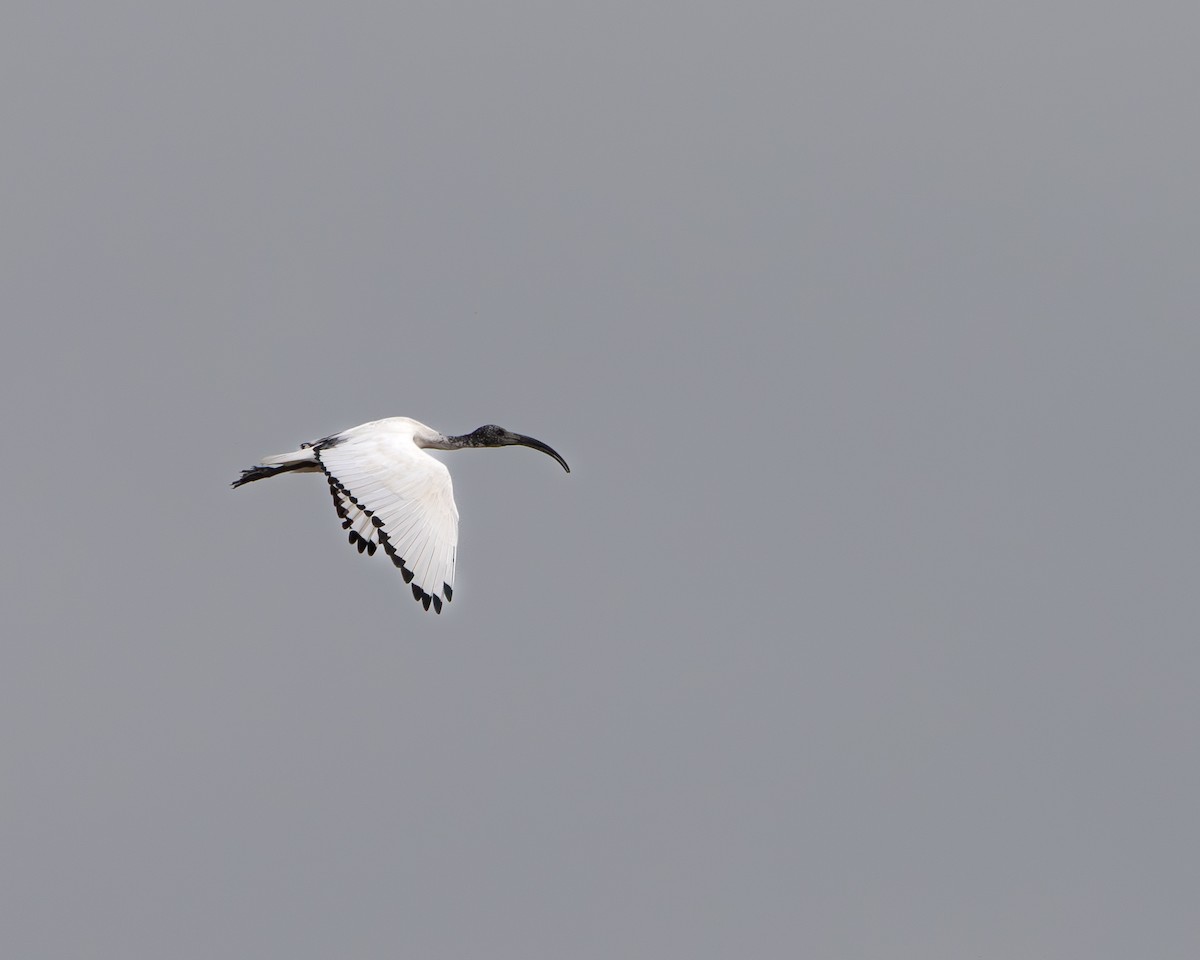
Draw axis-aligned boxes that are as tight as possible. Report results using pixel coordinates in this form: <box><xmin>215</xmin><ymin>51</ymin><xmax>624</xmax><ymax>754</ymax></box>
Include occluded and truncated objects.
<box><xmin>2</xmin><ymin>2</ymin><xmax>1198</xmax><ymax>957</ymax></box>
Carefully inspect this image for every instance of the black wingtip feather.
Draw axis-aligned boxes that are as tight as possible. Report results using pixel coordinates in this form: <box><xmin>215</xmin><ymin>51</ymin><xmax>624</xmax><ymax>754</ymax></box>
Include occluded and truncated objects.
<box><xmin>443</xmin><ymin>584</ymin><xmax>453</xmax><ymax>602</ymax></box>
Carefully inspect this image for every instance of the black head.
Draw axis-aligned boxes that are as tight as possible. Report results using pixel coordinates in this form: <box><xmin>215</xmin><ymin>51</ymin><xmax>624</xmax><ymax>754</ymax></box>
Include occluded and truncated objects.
<box><xmin>468</xmin><ymin>424</ymin><xmax>510</xmax><ymax>442</ymax></box>
<box><xmin>458</xmin><ymin>424</ymin><xmax>570</xmax><ymax>472</ymax></box>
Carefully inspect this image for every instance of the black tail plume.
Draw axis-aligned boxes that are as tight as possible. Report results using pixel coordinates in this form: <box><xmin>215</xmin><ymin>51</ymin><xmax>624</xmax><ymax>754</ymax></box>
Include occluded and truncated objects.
<box><xmin>231</xmin><ymin>461</ymin><xmax>314</xmax><ymax>489</ymax></box>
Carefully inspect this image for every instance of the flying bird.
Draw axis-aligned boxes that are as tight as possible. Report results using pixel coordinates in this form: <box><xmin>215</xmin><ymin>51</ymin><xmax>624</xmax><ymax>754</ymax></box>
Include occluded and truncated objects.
<box><xmin>233</xmin><ymin>417</ymin><xmax>570</xmax><ymax>612</ymax></box>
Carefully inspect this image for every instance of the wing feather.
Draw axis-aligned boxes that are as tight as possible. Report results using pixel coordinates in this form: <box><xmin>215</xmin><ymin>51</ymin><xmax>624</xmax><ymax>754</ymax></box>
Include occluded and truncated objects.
<box><xmin>316</xmin><ymin>431</ymin><xmax>459</xmax><ymax>611</ymax></box>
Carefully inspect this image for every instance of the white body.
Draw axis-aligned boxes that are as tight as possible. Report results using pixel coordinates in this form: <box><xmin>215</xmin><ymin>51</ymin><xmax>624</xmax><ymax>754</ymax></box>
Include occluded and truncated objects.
<box><xmin>263</xmin><ymin>418</ymin><xmax>458</xmax><ymax>611</ymax></box>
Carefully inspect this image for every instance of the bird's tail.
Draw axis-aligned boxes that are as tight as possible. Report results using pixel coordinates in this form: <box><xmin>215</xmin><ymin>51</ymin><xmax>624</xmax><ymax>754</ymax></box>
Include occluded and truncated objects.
<box><xmin>231</xmin><ymin>446</ymin><xmax>319</xmax><ymax>488</ymax></box>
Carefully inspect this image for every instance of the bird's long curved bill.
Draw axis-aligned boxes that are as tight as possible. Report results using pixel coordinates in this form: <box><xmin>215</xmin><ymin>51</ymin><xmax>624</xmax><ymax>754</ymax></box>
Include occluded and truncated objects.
<box><xmin>514</xmin><ymin>434</ymin><xmax>571</xmax><ymax>473</ymax></box>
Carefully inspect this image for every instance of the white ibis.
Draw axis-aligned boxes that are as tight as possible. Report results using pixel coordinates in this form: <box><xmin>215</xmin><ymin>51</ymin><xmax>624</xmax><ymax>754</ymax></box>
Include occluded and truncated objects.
<box><xmin>233</xmin><ymin>417</ymin><xmax>570</xmax><ymax>612</ymax></box>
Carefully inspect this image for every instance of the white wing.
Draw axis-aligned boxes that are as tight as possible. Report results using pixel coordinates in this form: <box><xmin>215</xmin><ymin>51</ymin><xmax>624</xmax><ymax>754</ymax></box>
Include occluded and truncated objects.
<box><xmin>314</xmin><ymin>429</ymin><xmax>459</xmax><ymax>613</ymax></box>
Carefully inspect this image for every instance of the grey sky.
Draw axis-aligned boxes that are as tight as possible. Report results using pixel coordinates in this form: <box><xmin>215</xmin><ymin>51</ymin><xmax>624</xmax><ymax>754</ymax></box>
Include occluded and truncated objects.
<box><xmin>2</xmin><ymin>2</ymin><xmax>1198</xmax><ymax>957</ymax></box>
